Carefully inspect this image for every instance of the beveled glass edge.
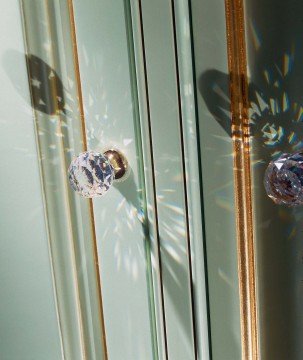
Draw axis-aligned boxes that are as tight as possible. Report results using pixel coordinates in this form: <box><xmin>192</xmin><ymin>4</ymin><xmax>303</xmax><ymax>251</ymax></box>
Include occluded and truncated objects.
<box><xmin>129</xmin><ymin>0</ymin><xmax>169</xmax><ymax>358</ymax></box>
<box><xmin>172</xmin><ymin>0</ymin><xmax>211</xmax><ymax>359</ymax></box>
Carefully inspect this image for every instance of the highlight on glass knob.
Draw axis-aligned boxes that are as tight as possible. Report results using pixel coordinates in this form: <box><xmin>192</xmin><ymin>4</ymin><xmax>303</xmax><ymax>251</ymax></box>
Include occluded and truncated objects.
<box><xmin>68</xmin><ymin>149</ymin><xmax>129</xmax><ymax>198</ymax></box>
<box><xmin>264</xmin><ymin>152</ymin><xmax>303</xmax><ymax>206</ymax></box>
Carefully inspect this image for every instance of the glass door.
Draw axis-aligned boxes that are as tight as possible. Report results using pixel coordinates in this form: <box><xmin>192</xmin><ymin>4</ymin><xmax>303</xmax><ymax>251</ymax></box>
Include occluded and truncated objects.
<box><xmin>1</xmin><ymin>0</ymin><xmax>211</xmax><ymax>359</ymax></box>
<box><xmin>1</xmin><ymin>0</ymin><xmax>165</xmax><ymax>359</ymax></box>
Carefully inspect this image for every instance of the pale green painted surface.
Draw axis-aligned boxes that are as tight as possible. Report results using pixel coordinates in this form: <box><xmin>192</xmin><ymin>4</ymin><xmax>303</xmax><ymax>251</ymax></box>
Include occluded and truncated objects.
<box><xmin>0</xmin><ymin>0</ymin><xmax>63</xmax><ymax>359</ymax></box>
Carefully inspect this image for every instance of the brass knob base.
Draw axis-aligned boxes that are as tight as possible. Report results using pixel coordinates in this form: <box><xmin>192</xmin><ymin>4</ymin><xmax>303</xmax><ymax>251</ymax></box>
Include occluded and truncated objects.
<box><xmin>103</xmin><ymin>149</ymin><xmax>129</xmax><ymax>182</ymax></box>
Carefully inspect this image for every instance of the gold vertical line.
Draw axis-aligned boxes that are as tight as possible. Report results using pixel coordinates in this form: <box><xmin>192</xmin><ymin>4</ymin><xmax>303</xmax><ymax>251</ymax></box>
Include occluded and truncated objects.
<box><xmin>67</xmin><ymin>0</ymin><xmax>108</xmax><ymax>358</ymax></box>
<box><xmin>224</xmin><ymin>1</ymin><xmax>258</xmax><ymax>360</ymax></box>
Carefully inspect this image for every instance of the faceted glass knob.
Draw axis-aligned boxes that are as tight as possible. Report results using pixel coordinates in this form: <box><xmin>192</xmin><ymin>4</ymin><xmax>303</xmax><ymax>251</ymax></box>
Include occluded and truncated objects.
<box><xmin>264</xmin><ymin>152</ymin><xmax>303</xmax><ymax>206</ymax></box>
<box><xmin>68</xmin><ymin>149</ymin><xmax>129</xmax><ymax>198</ymax></box>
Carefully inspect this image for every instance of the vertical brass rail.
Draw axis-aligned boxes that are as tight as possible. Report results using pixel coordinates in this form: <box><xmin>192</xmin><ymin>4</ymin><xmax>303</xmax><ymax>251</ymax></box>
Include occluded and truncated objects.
<box><xmin>224</xmin><ymin>1</ymin><xmax>258</xmax><ymax>359</ymax></box>
<box><xmin>67</xmin><ymin>0</ymin><xmax>108</xmax><ymax>358</ymax></box>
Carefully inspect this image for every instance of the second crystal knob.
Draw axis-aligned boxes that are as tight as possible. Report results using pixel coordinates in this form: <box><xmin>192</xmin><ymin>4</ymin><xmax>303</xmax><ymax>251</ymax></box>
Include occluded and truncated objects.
<box><xmin>264</xmin><ymin>152</ymin><xmax>303</xmax><ymax>206</ymax></box>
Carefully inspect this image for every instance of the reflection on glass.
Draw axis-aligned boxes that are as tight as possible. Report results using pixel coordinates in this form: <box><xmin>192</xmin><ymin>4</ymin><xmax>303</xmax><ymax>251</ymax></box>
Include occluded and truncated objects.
<box><xmin>197</xmin><ymin>4</ymin><xmax>303</xmax><ymax>355</ymax></box>
<box><xmin>245</xmin><ymin>0</ymin><xmax>303</xmax><ymax>359</ymax></box>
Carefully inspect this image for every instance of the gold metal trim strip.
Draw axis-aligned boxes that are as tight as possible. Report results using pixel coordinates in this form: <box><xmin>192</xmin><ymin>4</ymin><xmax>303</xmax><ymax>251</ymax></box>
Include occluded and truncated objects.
<box><xmin>67</xmin><ymin>1</ymin><xmax>108</xmax><ymax>358</ymax></box>
<box><xmin>224</xmin><ymin>1</ymin><xmax>258</xmax><ymax>359</ymax></box>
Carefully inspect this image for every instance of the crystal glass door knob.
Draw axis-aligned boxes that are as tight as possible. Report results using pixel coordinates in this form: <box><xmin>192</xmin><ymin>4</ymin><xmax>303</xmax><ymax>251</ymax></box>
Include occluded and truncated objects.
<box><xmin>68</xmin><ymin>149</ymin><xmax>129</xmax><ymax>198</ymax></box>
<box><xmin>264</xmin><ymin>152</ymin><xmax>303</xmax><ymax>206</ymax></box>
